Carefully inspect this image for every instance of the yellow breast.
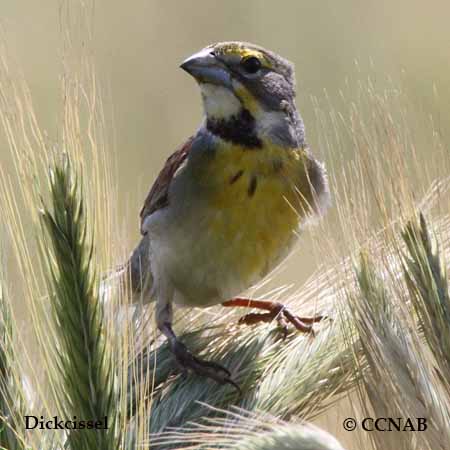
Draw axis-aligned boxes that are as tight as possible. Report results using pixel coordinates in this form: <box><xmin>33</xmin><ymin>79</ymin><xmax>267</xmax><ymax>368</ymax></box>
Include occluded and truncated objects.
<box><xmin>194</xmin><ymin>140</ymin><xmax>312</xmax><ymax>284</ymax></box>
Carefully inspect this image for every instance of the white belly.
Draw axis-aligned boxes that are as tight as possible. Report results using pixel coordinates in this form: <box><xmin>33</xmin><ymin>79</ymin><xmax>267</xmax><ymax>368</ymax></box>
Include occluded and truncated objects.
<box><xmin>146</xmin><ymin>193</ymin><xmax>299</xmax><ymax>308</ymax></box>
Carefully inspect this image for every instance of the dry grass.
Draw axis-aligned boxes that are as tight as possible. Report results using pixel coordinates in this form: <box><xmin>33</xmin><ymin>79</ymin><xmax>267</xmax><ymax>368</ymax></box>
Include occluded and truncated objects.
<box><xmin>0</xmin><ymin>1</ymin><xmax>449</xmax><ymax>450</ymax></box>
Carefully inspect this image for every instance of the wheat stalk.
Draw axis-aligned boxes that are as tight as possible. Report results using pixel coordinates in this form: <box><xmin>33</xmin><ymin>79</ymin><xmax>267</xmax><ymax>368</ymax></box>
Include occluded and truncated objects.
<box><xmin>38</xmin><ymin>156</ymin><xmax>120</xmax><ymax>450</ymax></box>
<box><xmin>0</xmin><ymin>262</ymin><xmax>27</xmax><ymax>450</ymax></box>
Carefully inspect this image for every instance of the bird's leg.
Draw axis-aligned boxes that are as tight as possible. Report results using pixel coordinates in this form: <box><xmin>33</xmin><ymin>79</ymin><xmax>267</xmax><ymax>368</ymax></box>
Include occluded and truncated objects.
<box><xmin>222</xmin><ymin>298</ymin><xmax>324</xmax><ymax>334</ymax></box>
<box><xmin>156</xmin><ymin>300</ymin><xmax>240</xmax><ymax>391</ymax></box>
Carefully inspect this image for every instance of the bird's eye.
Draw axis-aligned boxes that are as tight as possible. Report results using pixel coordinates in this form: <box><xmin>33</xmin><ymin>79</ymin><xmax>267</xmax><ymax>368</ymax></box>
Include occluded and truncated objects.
<box><xmin>241</xmin><ymin>56</ymin><xmax>261</xmax><ymax>74</ymax></box>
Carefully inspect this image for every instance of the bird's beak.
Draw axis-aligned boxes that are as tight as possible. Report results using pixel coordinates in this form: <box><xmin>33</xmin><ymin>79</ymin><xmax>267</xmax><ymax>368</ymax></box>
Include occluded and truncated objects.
<box><xmin>180</xmin><ymin>48</ymin><xmax>231</xmax><ymax>88</ymax></box>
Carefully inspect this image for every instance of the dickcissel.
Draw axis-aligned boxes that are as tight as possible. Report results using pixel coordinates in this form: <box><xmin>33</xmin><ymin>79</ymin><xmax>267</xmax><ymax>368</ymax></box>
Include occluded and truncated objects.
<box><xmin>124</xmin><ymin>42</ymin><xmax>330</xmax><ymax>388</ymax></box>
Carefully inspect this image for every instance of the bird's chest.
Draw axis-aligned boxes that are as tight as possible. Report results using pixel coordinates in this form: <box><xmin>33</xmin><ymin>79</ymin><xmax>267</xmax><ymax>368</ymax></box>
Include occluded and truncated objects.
<box><xmin>201</xmin><ymin>148</ymin><xmax>301</xmax><ymax>261</ymax></box>
<box><xmin>163</xmin><ymin>144</ymin><xmax>305</xmax><ymax>302</ymax></box>
<box><xmin>146</xmin><ymin>142</ymin><xmax>310</xmax><ymax>307</ymax></box>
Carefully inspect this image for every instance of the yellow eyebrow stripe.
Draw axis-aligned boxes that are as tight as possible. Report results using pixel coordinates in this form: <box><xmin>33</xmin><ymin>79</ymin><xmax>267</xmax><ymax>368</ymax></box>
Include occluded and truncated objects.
<box><xmin>218</xmin><ymin>44</ymin><xmax>272</xmax><ymax>69</ymax></box>
<box><xmin>241</xmin><ymin>50</ymin><xmax>271</xmax><ymax>68</ymax></box>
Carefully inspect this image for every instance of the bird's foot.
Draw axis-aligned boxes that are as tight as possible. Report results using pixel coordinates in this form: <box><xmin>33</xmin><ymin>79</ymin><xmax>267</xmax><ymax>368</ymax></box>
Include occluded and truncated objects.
<box><xmin>238</xmin><ymin>308</ymin><xmax>323</xmax><ymax>335</ymax></box>
<box><xmin>171</xmin><ymin>340</ymin><xmax>241</xmax><ymax>393</ymax></box>
<box><xmin>222</xmin><ymin>298</ymin><xmax>325</xmax><ymax>337</ymax></box>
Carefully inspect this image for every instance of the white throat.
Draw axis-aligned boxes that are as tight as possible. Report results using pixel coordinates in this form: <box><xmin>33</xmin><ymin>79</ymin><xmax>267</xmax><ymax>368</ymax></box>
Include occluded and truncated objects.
<box><xmin>200</xmin><ymin>83</ymin><xmax>241</xmax><ymax>119</ymax></box>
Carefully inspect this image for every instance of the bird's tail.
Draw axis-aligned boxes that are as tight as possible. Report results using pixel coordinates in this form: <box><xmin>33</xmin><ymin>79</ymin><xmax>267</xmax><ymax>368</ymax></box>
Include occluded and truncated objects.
<box><xmin>100</xmin><ymin>236</ymin><xmax>154</xmax><ymax>305</ymax></box>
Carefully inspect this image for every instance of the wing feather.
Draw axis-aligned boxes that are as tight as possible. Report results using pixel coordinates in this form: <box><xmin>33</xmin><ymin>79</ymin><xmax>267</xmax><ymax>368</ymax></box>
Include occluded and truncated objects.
<box><xmin>140</xmin><ymin>136</ymin><xmax>194</xmax><ymax>234</ymax></box>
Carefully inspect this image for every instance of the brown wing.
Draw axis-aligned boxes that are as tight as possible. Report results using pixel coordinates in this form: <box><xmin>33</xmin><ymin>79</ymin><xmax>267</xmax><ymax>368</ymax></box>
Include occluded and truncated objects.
<box><xmin>139</xmin><ymin>136</ymin><xmax>194</xmax><ymax>234</ymax></box>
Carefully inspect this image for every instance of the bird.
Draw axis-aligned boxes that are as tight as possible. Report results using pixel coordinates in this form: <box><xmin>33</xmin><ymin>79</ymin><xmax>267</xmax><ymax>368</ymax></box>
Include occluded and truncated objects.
<box><xmin>122</xmin><ymin>42</ymin><xmax>330</xmax><ymax>388</ymax></box>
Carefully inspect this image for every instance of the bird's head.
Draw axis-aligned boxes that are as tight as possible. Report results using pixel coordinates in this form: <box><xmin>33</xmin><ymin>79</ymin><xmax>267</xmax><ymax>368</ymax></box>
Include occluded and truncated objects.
<box><xmin>180</xmin><ymin>42</ymin><xmax>304</xmax><ymax>148</ymax></box>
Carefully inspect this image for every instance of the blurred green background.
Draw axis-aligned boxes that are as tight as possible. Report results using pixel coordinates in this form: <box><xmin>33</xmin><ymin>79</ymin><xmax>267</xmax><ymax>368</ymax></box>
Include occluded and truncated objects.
<box><xmin>1</xmin><ymin>0</ymin><xmax>449</xmax><ymax>301</ymax></box>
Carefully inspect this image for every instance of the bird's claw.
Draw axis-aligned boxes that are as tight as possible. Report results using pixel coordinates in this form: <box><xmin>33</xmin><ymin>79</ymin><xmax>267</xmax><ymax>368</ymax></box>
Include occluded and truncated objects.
<box><xmin>276</xmin><ymin>314</ymin><xmax>289</xmax><ymax>339</ymax></box>
<box><xmin>171</xmin><ymin>341</ymin><xmax>241</xmax><ymax>394</ymax></box>
<box><xmin>238</xmin><ymin>303</ymin><xmax>325</xmax><ymax>335</ymax></box>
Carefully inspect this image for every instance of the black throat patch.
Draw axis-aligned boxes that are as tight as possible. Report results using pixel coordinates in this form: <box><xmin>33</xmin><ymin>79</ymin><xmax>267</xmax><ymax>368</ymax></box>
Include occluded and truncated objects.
<box><xmin>206</xmin><ymin>108</ymin><xmax>262</xmax><ymax>149</ymax></box>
